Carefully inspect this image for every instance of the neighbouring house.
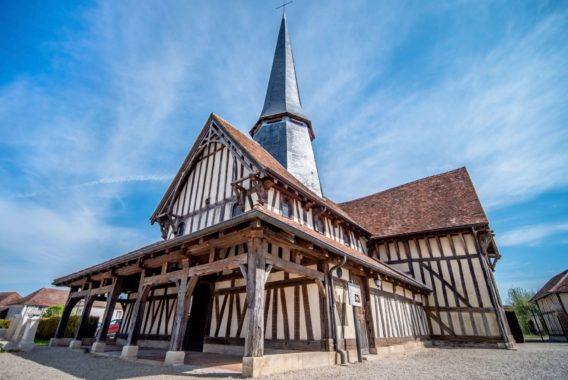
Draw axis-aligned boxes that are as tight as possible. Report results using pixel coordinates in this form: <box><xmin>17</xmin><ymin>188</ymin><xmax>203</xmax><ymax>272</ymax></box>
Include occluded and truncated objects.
<box><xmin>2</xmin><ymin>288</ymin><xmax>69</xmax><ymax>320</ymax></box>
<box><xmin>532</xmin><ymin>269</ymin><xmax>568</xmax><ymax>341</ymax></box>
<box><xmin>0</xmin><ymin>292</ymin><xmax>22</xmax><ymax>319</ymax></box>
<box><xmin>75</xmin><ymin>299</ymin><xmax>123</xmax><ymax>322</ymax></box>
<box><xmin>50</xmin><ymin>13</ymin><xmax>514</xmax><ymax>377</ymax></box>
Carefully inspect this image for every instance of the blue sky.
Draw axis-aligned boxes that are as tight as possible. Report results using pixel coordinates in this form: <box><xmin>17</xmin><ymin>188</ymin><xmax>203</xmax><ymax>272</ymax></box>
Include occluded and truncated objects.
<box><xmin>0</xmin><ymin>0</ymin><xmax>567</xmax><ymax>302</ymax></box>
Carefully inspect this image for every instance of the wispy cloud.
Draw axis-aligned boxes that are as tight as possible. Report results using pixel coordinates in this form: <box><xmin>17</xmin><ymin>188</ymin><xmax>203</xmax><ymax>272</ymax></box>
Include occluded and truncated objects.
<box><xmin>497</xmin><ymin>222</ymin><xmax>568</xmax><ymax>247</ymax></box>
<box><xmin>0</xmin><ymin>1</ymin><xmax>566</xmax><ymax>294</ymax></box>
<box><xmin>317</xmin><ymin>8</ymin><xmax>568</xmax><ymax>208</ymax></box>
<box><xmin>13</xmin><ymin>175</ymin><xmax>172</xmax><ymax>199</ymax></box>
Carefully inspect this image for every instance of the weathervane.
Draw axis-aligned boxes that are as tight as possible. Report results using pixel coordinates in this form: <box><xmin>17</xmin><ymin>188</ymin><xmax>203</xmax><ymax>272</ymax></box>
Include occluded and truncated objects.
<box><xmin>276</xmin><ymin>0</ymin><xmax>293</xmax><ymax>15</ymax></box>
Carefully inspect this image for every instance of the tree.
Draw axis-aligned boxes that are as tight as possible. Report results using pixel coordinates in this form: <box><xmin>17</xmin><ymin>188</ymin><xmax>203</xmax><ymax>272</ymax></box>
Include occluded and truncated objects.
<box><xmin>508</xmin><ymin>287</ymin><xmax>541</xmax><ymax>335</ymax></box>
<box><xmin>42</xmin><ymin>304</ymin><xmax>64</xmax><ymax>318</ymax></box>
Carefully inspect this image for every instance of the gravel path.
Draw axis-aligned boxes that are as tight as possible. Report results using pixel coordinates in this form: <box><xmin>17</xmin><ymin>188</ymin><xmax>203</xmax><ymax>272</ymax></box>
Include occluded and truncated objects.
<box><xmin>1</xmin><ymin>343</ymin><xmax>567</xmax><ymax>380</ymax></box>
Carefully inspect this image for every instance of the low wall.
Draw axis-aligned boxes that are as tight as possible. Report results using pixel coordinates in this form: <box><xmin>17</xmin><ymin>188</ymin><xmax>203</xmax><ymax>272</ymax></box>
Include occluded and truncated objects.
<box><xmin>242</xmin><ymin>351</ymin><xmax>336</xmax><ymax>377</ymax></box>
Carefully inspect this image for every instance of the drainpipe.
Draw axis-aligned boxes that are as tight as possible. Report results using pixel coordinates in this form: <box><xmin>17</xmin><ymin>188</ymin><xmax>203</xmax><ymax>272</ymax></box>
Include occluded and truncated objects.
<box><xmin>328</xmin><ymin>255</ymin><xmax>347</xmax><ymax>365</ymax></box>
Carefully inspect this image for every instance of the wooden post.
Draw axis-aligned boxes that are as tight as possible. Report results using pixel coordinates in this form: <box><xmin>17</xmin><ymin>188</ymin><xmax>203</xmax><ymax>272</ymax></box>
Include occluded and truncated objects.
<box><xmin>178</xmin><ymin>276</ymin><xmax>199</xmax><ymax>349</ymax></box>
<box><xmin>170</xmin><ymin>277</ymin><xmax>191</xmax><ymax>351</ymax></box>
<box><xmin>473</xmin><ymin>229</ymin><xmax>513</xmax><ymax>347</ymax></box>
<box><xmin>243</xmin><ymin>236</ymin><xmax>269</xmax><ymax>357</ymax></box>
<box><xmin>54</xmin><ymin>297</ymin><xmax>79</xmax><ymax>339</ymax></box>
<box><xmin>125</xmin><ymin>271</ymin><xmax>149</xmax><ymax>346</ymax></box>
<box><xmin>95</xmin><ymin>277</ymin><xmax>123</xmax><ymax>342</ymax></box>
<box><xmin>74</xmin><ymin>296</ymin><xmax>95</xmax><ymax>340</ymax></box>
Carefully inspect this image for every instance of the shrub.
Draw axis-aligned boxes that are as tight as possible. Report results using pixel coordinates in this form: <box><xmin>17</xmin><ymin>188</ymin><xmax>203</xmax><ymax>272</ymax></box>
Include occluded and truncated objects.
<box><xmin>35</xmin><ymin>315</ymin><xmax>99</xmax><ymax>340</ymax></box>
<box><xmin>42</xmin><ymin>305</ymin><xmax>64</xmax><ymax>318</ymax></box>
<box><xmin>36</xmin><ymin>316</ymin><xmax>60</xmax><ymax>340</ymax></box>
<box><xmin>0</xmin><ymin>319</ymin><xmax>10</xmax><ymax>329</ymax></box>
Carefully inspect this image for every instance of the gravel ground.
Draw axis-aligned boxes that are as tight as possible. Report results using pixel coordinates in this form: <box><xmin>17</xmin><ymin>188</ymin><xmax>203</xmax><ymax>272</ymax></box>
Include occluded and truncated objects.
<box><xmin>1</xmin><ymin>343</ymin><xmax>567</xmax><ymax>380</ymax></box>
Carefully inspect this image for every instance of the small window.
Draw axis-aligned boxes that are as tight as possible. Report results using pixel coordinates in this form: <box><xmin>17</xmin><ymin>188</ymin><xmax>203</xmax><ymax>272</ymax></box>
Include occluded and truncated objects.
<box><xmin>281</xmin><ymin>198</ymin><xmax>292</xmax><ymax>218</ymax></box>
<box><xmin>176</xmin><ymin>222</ymin><xmax>185</xmax><ymax>236</ymax></box>
<box><xmin>232</xmin><ymin>202</ymin><xmax>243</xmax><ymax>217</ymax></box>
<box><xmin>314</xmin><ymin>216</ymin><xmax>325</xmax><ymax>234</ymax></box>
<box><xmin>343</xmin><ymin>231</ymin><xmax>351</xmax><ymax>246</ymax></box>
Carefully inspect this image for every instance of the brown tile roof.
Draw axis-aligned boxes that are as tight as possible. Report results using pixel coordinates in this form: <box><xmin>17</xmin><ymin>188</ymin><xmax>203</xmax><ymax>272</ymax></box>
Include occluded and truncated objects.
<box><xmin>0</xmin><ymin>292</ymin><xmax>21</xmax><ymax>309</ymax></box>
<box><xmin>255</xmin><ymin>205</ymin><xmax>430</xmax><ymax>292</ymax></box>
<box><xmin>13</xmin><ymin>288</ymin><xmax>69</xmax><ymax>307</ymax></box>
<box><xmin>340</xmin><ymin>167</ymin><xmax>489</xmax><ymax>238</ymax></box>
<box><xmin>151</xmin><ymin>114</ymin><xmax>361</xmax><ymax>230</ymax></box>
<box><xmin>532</xmin><ymin>269</ymin><xmax>568</xmax><ymax>301</ymax></box>
<box><xmin>212</xmin><ymin>114</ymin><xmax>360</xmax><ymax>225</ymax></box>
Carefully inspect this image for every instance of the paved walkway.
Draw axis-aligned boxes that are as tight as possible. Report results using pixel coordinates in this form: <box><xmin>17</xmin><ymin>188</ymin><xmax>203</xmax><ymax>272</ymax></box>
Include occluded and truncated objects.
<box><xmin>0</xmin><ymin>342</ymin><xmax>567</xmax><ymax>379</ymax></box>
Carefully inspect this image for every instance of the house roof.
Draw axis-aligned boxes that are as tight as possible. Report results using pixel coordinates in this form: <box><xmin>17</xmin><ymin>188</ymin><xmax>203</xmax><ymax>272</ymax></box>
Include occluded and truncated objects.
<box><xmin>0</xmin><ymin>292</ymin><xmax>21</xmax><ymax>309</ymax></box>
<box><xmin>212</xmin><ymin>114</ymin><xmax>361</xmax><ymax>228</ymax></box>
<box><xmin>532</xmin><ymin>269</ymin><xmax>568</xmax><ymax>302</ymax></box>
<box><xmin>53</xmin><ymin>208</ymin><xmax>428</xmax><ymax>293</ymax></box>
<box><xmin>152</xmin><ymin>113</ymin><xmax>365</xmax><ymax>233</ymax></box>
<box><xmin>340</xmin><ymin>167</ymin><xmax>489</xmax><ymax>239</ymax></box>
<box><xmin>255</xmin><ymin>205</ymin><xmax>430</xmax><ymax>292</ymax></box>
<box><xmin>12</xmin><ymin>288</ymin><xmax>69</xmax><ymax>307</ymax></box>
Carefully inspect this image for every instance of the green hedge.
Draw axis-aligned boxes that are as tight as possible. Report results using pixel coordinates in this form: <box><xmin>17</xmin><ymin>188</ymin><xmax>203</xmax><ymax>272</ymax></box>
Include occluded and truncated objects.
<box><xmin>0</xmin><ymin>319</ymin><xmax>10</xmax><ymax>329</ymax></box>
<box><xmin>35</xmin><ymin>315</ymin><xmax>99</xmax><ymax>340</ymax></box>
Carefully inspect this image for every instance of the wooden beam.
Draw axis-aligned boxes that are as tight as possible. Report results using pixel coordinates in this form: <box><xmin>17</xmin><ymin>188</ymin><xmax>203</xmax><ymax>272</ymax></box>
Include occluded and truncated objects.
<box><xmin>265</xmin><ymin>255</ymin><xmax>324</xmax><ymax>281</ymax></box>
<box><xmin>142</xmin><ymin>254</ymin><xmax>248</xmax><ymax>287</ymax></box>
<box><xmin>95</xmin><ymin>277</ymin><xmax>123</xmax><ymax>342</ymax></box>
<box><xmin>244</xmin><ymin>237</ymin><xmax>269</xmax><ymax>357</ymax></box>
<box><xmin>169</xmin><ymin>276</ymin><xmax>188</xmax><ymax>351</ymax></box>
<box><xmin>125</xmin><ymin>271</ymin><xmax>149</xmax><ymax>346</ymax></box>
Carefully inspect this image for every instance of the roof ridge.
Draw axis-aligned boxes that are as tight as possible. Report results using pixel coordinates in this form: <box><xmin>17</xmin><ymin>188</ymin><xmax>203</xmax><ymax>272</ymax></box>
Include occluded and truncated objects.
<box><xmin>341</xmin><ymin>167</ymin><xmax>468</xmax><ymax>205</ymax></box>
<box><xmin>550</xmin><ymin>269</ymin><xmax>568</xmax><ymax>292</ymax></box>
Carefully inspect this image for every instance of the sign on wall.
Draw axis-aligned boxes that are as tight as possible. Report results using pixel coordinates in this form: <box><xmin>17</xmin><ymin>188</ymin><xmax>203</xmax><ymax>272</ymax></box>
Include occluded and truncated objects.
<box><xmin>348</xmin><ymin>282</ymin><xmax>363</xmax><ymax>307</ymax></box>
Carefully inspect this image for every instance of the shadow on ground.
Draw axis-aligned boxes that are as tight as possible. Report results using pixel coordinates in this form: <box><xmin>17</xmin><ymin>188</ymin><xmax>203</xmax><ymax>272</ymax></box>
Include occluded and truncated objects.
<box><xmin>13</xmin><ymin>346</ymin><xmax>243</xmax><ymax>380</ymax></box>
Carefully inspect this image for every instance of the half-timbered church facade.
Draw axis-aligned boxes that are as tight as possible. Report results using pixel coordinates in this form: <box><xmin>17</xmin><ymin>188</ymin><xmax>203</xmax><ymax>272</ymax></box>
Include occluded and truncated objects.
<box><xmin>51</xmin><ymin>14</ymin><xmax>514</xmax><ymax>377</ymax></box>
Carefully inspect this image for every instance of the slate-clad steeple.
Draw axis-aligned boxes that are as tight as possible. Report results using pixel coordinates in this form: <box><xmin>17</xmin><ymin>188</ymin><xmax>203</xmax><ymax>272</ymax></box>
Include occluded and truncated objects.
<box><xmin>251</xmin><ymin>14</ymin><xmax>323</xmax><ymax>196</ymax></box>
<box><xmin>259</xmin><ymin>13</ymin><xmax>306</xmax><ymax>122</ymax></box>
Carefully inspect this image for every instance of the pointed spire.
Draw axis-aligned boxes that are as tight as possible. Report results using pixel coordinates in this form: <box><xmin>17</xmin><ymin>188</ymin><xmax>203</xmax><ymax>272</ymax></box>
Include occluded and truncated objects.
<box><xmin>259</xmin><ymin>13</ymin><xmax>306</xmax><ymax>120</ymax></box>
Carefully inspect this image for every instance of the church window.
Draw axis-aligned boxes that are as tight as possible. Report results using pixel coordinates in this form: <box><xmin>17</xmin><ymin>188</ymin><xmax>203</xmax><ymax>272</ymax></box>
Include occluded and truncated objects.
<box><xmin>343</xmin><ymin>230</ymin><xmax>351</xmax><ymax>246</ymax></box>
<box><xmin>176</xmin><ymin>221</ymin><xmax>186</xmax><ymax>236</ymax></box>
<box><xmin>314</xmin><ymin>216</ymin><xmax>325</xmax><ymax>234</ymax></box>
<box><xmin>281</xmin><ymin>198</ymin><xmax>292</xmax><ymax>218</ymax></box>
<box><xmin>232</xmin><ymin>202</ymin><xmax>243</xmax><ymax>217</ymax></box>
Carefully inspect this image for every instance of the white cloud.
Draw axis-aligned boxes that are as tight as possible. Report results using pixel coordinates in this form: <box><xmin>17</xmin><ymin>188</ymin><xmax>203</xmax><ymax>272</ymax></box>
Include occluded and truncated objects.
<box><xmin>497</xmin><ymin>222</ymin><xmax>568</xmax><ymax>247</ymax></box>
<box><xmin>316</xmin><ymin>9</ymin><xmax>568</xmax><ymax>209</ymax></box>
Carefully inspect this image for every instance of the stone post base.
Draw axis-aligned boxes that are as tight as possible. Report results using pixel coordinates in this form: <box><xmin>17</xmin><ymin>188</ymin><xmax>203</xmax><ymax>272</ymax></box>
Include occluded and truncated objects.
<box><xmin>164</xmin><ymin>350</ymin><xmax>185</xmax><ymax>365</ymax></box>
<box><xmin>69</xmin><ymin>340</ymin><xmax>82</xmax><ymax>349</ymax></box>
<box><xmin>49</xmin><ymin>338</ymin><xmax>60</xmax><ymax>347</ymax></box>
<box><xmin>121</xmin><ymin>345</ymin><xmax>139</xmax><ymax>358</ymax></box>
<box><xmin>91</xmin><ymin>341</ymin><xmax>106</xmax><ymax>353</ymax></box>
<box><xmin>18</xmin><ymin>342</ymin><xmax>35</xmax><ymax>351</ymax></box>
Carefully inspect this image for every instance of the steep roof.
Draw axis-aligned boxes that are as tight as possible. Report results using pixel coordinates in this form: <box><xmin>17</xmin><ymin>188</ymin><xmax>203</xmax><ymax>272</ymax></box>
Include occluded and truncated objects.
<box><xmin>152</xmin><ymin>113</ymin><xmax>363</xmax><ymax>232</ymax></box>
<box><xmin>54</xmin><ymin>208</ymin><xmax>428</xmax><ymax>293</ymax></box>
<box><xmin>258</xmin><ymin>13</ymin><xmax>306</xmax><ymax>122</ymax></box>
<box><xmin>532</xmin><ymin>269</ymin><xmax>568</xmax><ymax>301</ymax></box>
<box><xmin>13</xmin><ymin>288</ymin><xmax>69</xmax><ymax>307</ymax></box>
<box><xmin>213</xmin><ymin>114</ymin><xmax>361</xmax><ymax>228</ymax></box>
<box><xmin>340</xmin><ymin>167</ymin><xmax>488</xmax><ymax>238</ymax></box>
<box><xmin>0</xmin><ymin>292</ymin><xmax>21</xmax><ymax>308</ymax></box>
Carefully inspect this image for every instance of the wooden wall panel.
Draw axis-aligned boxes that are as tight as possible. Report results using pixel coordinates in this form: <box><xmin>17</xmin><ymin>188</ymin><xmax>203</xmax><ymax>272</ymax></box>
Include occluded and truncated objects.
<box><xmin>167</xmin><ymin>139</ymin><xmax>255</xmax><ymax>239</ymax></box>
<box><xmin>375</xmin><ymin>231</ymin><xmax>506</xmax><ymax>342</ymax></box>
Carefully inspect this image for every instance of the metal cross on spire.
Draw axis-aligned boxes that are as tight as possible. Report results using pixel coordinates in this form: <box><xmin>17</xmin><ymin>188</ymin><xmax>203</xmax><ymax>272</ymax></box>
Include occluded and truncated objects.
<box><xmin>276</xmin><ymin>0</ymin><xmax>293</xmax><ymax>15</ymax></box>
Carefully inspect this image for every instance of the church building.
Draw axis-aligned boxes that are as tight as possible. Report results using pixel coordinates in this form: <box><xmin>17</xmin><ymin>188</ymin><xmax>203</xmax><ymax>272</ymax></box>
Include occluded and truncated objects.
<box><xmin>51</xmin><ymin>14</ymin><xmax>514</xmax><ymax>377</ymax></box>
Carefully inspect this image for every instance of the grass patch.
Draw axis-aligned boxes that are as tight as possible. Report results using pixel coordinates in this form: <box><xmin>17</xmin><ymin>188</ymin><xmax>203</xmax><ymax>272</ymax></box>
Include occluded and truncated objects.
<box><xmin>34</xmin><ymin>339</ymin><xmax>50</xmax><ymax>346</ymax></box>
